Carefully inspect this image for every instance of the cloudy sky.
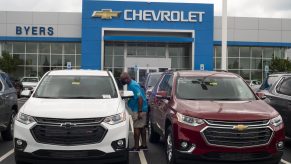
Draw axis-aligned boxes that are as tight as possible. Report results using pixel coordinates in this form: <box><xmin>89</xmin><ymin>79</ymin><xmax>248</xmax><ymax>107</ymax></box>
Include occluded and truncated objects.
<box><xmin>0</xmin><ymin>0</ymin><xmax>291</xmax><ymax>18</ymax></box>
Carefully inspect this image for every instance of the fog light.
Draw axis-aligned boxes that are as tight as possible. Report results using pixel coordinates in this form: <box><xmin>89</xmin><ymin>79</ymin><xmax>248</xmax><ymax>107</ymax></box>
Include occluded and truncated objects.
<box><xmin>181</xmin><ymin>141</ymin><xmax>188</xmax><ymax>149</ymax></box>
<box><xmin>16</xmin><ymin>139</ymin><xmax>23</xmax><ymax>146</ymax></box>
<box><xmin>111</xmin><ymin>139</ymin><xmax>126</xmax><ymax>151</ymax></box>
<box><xmin>14</xmin><ymin>138</ymin><xmax>27</xmax><ymax>151</ymax></box>
<box><xmin>277</xmin><ymin>141</ymin><xmax>284</xmax><ymax>150</ymax></box>
<box><xmin>117</xmin><ymin>139</ymin><xmax>124</xmax><ymax>147</ymax></box>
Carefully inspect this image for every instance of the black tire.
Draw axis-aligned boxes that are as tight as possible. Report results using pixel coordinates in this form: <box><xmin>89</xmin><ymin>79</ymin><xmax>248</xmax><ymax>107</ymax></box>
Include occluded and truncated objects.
<box><xmin>15</xmin><ymin>160</ymin><xmax>26</xmax><ymax>164</ymax></box>
<box><xmin>165</xmin><ymin>126</ymin><xmax>176</xmax><ymax>164</ymax></box>
<box><xmin>148</xmin><ymin>120</ymin><xmax>160</xmax><ymax>143</ymax></box>
<box><xmin>1</xmin><ymin>111</ymin><xmax>16</xmax><ymax>141</ymax></box>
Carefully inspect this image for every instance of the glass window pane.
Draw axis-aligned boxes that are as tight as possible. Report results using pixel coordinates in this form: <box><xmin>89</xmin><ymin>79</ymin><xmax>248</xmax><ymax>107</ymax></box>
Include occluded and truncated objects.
<box><xmin>136</xmin><ymin>43</ymin><xmax>146</xmax><ymax>57</ymax></box>
<box><xmin>25</xmin><ymin>66</ymin><xmax>37</xmax><ymax>77</ymax></box>
<box><xmin>228</xmin><ymin>47</ymin><xmax>239</xmax><ymax>57</ymax></box>
<box><xmin>13</xmin><ymin>42</ymin><xmax>25</xmax><ymax>53</ymax></box>
<box><xmin>3</xmin><ymin>42</ymin><xmax>13</xmax><ymax>53</ymax></box>
<box><xmin>26</xmin><ymin>43</ymin><xmax>37</xmax><ymax>53</ymax></box>
<box><xmin>274</xmin><ymin>48</ymin><xmax>284</xmax><ymax>59</ymax></box>
<box><xmin>39</xmin><ymin>55</ymin><xmax>50</xmax><ymax>67</ymax></box>
<box><xmin>251</xmin><ymin>59</ymin><xmax>262</xmax><ymax>70</ymax></box>
<box><xmin>105</xmin><ymin>43</ymin><xmax>113</xmax><ymax>56</ymax></box>
<box><xmin>76</xmin><ymin>43</ymin><xmax>81</xmax><ymax>54</ymax></box>
<box><xmin>240</xmin><ymin>58</ymin><xmax>251</xmax><ymax>69</ymax></box>
<box><xmin>127</xmin><ymin>43</ymin><xmax>136</xmax><ymax>56</ymax></box>
<box><xmin>104</xmin><ymin>55</ymin><xmax>113</xmax><ymax>67</ymax></box>
<box><xmin>11</xmin><ymin>66</ymin><xmax>24</xmax><ymax>79</ymax></box>
<box><xmin>147</xmin><ymin>43</ymin><xmax>166</xmax><ymax>57</ymax></box>
<box><xmin>228</xmin><ymin>58</ymin><xmax>239</xmax><ymax>69</ymax></box>
<box><xmin>51</xmin><ymin>55</ymin><xmax>63</xmax><ymax>66</ymax></box>
<box><xmin>240</xmin><ymin>70</ymin><xmax>250</xmax><ymax>80</ymax></box>
<box><xmin>114</xmin><ymin>56</ymin><xmax>124</xmax><ymax>67</ymax></box>
<box><xmin>240</xmin><ymin>47</ymin><xmax>251</xmax><ymax>58</ymax></box>
<box><xmin>38</xmin><ymin>67</ymin><xmax>50</xmax><ymax>77</ymax></box>
<box><xmin>171</xmin><ymin>56</ymin><xmax>191</xmax><ymax>69</ymax></box>
<box><xmin>39</xmin><ymin>43</ymin><xmax>50</xmax><ymax>54</ymax></box>
<box><xmin>215</xmin><ymin>58</ymin><xmax>221</xmax><ymax>70</ymax></box>
<box><xmin>252</xmin><ymin>47</ymin><xmax>262</xmax><ymax>58</ymax></box>
<box><xmin>114</xmin><ymin>43</ymin><xmax>124</xmax><ymax>56</ymax></box>
<box><xmin>263</xmin><ymin>47</ymin><xmax>274</xmax><ymax>58</ymax></box>
<box><xmin>215</xmin><ymin>46</ymin><xmax>221</xmax><ymax>58</ymax></box>
<box><xmin>63</xmin><ymin>55</ymin><xmax>75</xmax><ymax>67</ymax></box>
<box><xmin>76</xmin><ymin>55</ymin><xmax>81</xmax><ymax>66</ymax></box>
<box><xmin>13</xmin><ymin>54</ymin><xmax>25</xmax><ymax>65</ymax></box>
<box><xmin>251</xmin><ymin>70</ymin><xmax>262</xmax><ymax>81</ymax></box>
<box><xmin>64</xmin><ymin>43</ymin><xmax>75</xmax><ymax>54</ymax></box>
<box><xmin>26</xmin><ymin>54</ymin><xmax>37</xmax><ymax>65</ymax></box>
<box><xmin>51</xmin><ymin>43</ymin><xmax>63</xmax><ymax>54</ymax></box>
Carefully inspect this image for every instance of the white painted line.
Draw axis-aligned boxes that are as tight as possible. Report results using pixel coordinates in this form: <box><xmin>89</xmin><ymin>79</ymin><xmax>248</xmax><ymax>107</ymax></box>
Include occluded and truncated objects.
<box><xmin>129</xmin><ymin>115</ymin><xmax>148</xmax><ymax>164</ymax></box>
<box><xmin>0</xmin><ymin>149</ymin><xmax>14</xmax><ymax>162</ymax></box>
<box><xmin>281</xmin><ymin>159</ymin><xmax>291</xmax><ymax>164</ymax></box>
<box><xmin>138</xmin><ymin>150</ymin><xmax>148</xmax><ymax>164</ymax></box>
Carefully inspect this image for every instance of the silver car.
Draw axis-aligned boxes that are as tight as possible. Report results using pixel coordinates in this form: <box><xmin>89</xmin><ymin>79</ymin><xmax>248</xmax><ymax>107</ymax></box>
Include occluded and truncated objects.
<box><xmin>0</xmin><ymin>71</ymin><xmax>18</xmax><ymax>141</ymax></box>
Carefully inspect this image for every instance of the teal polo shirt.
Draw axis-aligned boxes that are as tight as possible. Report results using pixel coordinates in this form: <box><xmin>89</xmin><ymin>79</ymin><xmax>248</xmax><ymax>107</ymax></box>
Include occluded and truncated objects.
<box><xmin>127</xmin><ymin>80</ymin><xmax>148</xmax><ymax>112</ymax></box>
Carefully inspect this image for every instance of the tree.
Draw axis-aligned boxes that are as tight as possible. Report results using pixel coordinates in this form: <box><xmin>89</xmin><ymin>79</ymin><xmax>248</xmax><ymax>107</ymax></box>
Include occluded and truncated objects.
<box><xmin>0</xmin><ymin>51</ymin><xmax>20</xmax><ymax>74</ymax></box>
<box><xmin>269</xmin><ymin>57</ymin><xmax>291</xmax><ymax>72</ymax></box>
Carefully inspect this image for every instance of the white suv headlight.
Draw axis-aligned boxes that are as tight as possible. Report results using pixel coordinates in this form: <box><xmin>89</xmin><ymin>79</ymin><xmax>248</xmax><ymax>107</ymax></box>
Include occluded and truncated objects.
<box><xmin>270</xmin><ymin>115</ymin><xmax>283</xmax><ymax>127</ymax></box>
<box><xmin>104</xmin><ymin>112</ymin><xmax>126</xmax><ymax>125</ymax></box>
<box><xmin>16</xmin><ymin>112</ymin><xmax>36</xmax><ymax>125</ymax></box>
<box><xmin>176</xmin><ymin>112</ymin><xmax>204</xmax><ymax>127</ymax></box>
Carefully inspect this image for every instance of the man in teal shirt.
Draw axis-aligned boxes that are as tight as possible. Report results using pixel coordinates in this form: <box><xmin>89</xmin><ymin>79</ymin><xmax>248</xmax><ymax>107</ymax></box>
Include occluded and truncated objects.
<box><xmin>120</xmin><ymin>72</ymin><xmax>148</xmax><ymax>152</ymax></box>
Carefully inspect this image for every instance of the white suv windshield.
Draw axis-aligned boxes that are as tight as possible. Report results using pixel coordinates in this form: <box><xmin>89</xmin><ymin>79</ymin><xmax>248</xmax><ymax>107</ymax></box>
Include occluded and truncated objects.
<box><xmin>34</xmin><ymin>75</ymin><xmax>117</xmax><ymax>99</ymax></box>
<box><xmin>176</xmin><ymin>76</ymin><xmax>256</xmax><ymax>101</ymax></box>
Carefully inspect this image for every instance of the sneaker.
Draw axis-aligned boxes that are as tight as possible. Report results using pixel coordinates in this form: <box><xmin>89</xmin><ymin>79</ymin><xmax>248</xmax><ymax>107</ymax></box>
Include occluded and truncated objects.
<box><xmin>128</xmin><ymin>147</ymin><xmax>140</xmax><ymax>152</ymax></box>
<box><xmin>139</xmin><ymin>145</ymin><xmax>148</xmax><ymax>150</ymax></box>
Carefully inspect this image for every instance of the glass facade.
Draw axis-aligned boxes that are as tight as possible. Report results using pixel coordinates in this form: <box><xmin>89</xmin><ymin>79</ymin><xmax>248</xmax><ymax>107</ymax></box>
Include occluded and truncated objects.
<box><xmin>0</xmin><ymin>42</ymin><xmax>81</xmax><ymax>79</ymax></box>
<box><xmin>104</xmin><ymin>41</ymin><xmax>192</xmax><ymax>78</ymax></box>
<box><xmin>214</xmin><ymin>46</ymin><xmax>287</xmax><ymax>81</ymax></box>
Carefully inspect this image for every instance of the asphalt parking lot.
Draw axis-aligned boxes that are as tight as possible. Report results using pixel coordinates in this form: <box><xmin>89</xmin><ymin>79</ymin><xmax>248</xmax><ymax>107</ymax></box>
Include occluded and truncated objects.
<box><xmin>0</xmin><ymin>98</ymin><xmax>290</xmax><ymax>164</ymax></box>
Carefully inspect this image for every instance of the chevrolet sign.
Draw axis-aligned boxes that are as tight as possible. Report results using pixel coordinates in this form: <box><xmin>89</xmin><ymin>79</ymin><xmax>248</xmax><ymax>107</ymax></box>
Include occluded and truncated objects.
<box><xmin>92</xmin><ymin>9</ymin><xmax>205</xmax><ymax>23</ymax></box>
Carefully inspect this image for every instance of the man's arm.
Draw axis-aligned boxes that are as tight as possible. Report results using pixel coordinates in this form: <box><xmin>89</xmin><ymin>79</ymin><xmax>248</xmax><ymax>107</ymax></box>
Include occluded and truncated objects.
<box><xmin>138</xmin><ymin>96</ymin><xmax>143</xmax><ymax>112</ymax></box>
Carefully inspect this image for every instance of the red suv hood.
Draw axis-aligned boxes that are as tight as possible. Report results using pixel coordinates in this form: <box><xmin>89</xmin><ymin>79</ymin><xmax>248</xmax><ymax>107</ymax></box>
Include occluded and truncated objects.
<box><xmin>176</xmin><ymin>99</ymin><xmax>278</xmax><ymax>121</ymax></box>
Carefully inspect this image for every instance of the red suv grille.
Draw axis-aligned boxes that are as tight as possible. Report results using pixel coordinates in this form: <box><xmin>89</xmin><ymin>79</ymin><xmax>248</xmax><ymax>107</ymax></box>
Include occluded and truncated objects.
<box><xmin>203</xmin><ymin>127</ymin><xmax>272</xmax><ymax>147</ymax></box>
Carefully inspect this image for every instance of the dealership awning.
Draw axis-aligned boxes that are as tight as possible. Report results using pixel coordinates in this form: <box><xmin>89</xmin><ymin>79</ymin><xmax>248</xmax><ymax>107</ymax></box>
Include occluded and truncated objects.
<box><xmin>104</xmin><ymin>36</ymin><xmax>194</xmax><ymax>43</ymax></box>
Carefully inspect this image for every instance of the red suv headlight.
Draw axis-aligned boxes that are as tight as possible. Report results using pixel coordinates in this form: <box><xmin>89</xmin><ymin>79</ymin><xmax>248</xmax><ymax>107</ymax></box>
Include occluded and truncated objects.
<box><xmin>176</xmin><ymin>112</ymin><xmax>205</xmax><ymax>127</ymax></box>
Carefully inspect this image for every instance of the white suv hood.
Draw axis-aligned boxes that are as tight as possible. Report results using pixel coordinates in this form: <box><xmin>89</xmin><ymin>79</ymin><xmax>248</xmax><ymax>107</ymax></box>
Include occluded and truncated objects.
<box><xmin>20</xmin><ymin>98</ymin><xmax>123</xmax><ymax>119</ymax></box>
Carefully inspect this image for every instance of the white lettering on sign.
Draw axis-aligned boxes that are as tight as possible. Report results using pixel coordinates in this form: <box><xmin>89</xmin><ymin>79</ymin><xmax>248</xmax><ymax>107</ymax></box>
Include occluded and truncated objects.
<box><xmin>124</xmin><ymin>10</ymin><xmax>205</xmax><ymax>23</ymax></box>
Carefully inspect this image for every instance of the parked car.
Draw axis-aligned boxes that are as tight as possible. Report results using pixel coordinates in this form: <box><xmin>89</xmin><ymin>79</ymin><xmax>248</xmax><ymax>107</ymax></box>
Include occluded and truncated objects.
<box><xmin>142</xmin><ymin>72</ymin><xmax>163</xmax><ymax>100</ymax></box>
<box><xmin>14</xmin><ymin>70</ymin><xmax>132</xmax><ymax>164</ymax></box>
<box><xmin>263</xmin><ymin>74</ymin><xmax>291</xmax><ymax>138</ymax></box>
<box><xmin>257</xmin><ymin>73</ymin><xmax>290</xmax><ymax>94</ymax></box>
<box><xmin>0</xmin><ymin>71</ymin><xmax>18</xmax><ymax>141</ymax></box>
<box><xmin>245</xmin><ymin>80</ymin><xmax>261</xmax><ymax>92</ymax></box>
<box><xmin>21</xmin><ymin>77</ymin><xmax>39</xmax><ymax>91</ymax></box>
<box><xmin>148</xmin><ymin>71</ymin><xmax>284</xmax><ymax>164</ymax></box>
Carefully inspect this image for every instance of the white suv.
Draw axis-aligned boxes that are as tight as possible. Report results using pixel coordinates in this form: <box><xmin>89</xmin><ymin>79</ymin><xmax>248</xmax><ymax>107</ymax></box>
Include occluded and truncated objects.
<box><xmin>14</xmin><ymin>70</ymin><xmax>132</xmax><ymax>164</ymax></box>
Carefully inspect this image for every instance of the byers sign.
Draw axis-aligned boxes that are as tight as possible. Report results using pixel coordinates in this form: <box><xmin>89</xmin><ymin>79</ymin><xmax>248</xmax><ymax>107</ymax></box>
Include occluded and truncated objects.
<box><xmin>92</xmin><ymin>9</ymin><xmax>205</xmax><ymax>23</ymax></box>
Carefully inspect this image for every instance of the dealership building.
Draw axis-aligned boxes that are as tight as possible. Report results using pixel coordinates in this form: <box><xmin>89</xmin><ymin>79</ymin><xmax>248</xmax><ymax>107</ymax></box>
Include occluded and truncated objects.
<box><xmin>0</xmin><ymin>0</ymin><xmax>291</xmax><ymax>81</ymax></box>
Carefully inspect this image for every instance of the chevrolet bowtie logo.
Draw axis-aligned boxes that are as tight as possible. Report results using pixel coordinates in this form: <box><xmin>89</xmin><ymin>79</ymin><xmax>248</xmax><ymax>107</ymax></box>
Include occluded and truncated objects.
<box><xmin>92</xmin><ymin>9</ymin><xmax>121</xmax><ymax>19</ymax></box>
<box><xmin>233</xmin><ymin>124</ymin><xmax>248</xmax><ymax>132</ymax></box>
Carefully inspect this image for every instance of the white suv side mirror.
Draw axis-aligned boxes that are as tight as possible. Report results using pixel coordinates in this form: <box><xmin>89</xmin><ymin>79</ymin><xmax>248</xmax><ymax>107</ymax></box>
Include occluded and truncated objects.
<box><xmin>21</xmin><ymin>90</ymin><xmax>32</xmax><ymax>98</ymax></box>
<box><xmin>120</xmin><ymin>91</ymin><xmax>134</xmax><ymax>99</ymax></box>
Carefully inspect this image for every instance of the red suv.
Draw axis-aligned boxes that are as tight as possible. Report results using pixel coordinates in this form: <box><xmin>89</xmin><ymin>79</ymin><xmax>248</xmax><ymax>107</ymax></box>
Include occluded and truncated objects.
<box><xmin>148</xmin><ymin>71</ymin><xmax>284</xmax><ymax>164</ymax></box>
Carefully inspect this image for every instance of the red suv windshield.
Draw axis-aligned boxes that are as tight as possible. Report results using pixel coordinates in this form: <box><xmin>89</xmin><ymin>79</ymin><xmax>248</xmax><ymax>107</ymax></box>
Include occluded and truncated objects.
<box><xmin>176</xmin><ymin>76</ymin><xmax>256</xmax><ymax>101</ymax></box>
